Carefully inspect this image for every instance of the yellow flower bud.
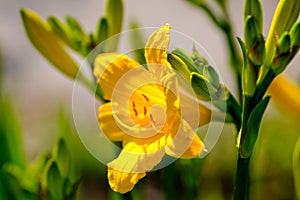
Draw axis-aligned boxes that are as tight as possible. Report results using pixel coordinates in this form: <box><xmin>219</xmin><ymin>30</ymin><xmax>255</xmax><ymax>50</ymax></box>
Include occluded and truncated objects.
<box><xmin>21</xmin><ymin>9</ymin><xmax>79</xmax><ymax>79</ymax></box>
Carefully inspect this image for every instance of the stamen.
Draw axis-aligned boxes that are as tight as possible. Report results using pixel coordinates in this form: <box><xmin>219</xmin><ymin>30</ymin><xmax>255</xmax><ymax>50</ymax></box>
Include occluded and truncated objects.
<box><xmin>133</xmin><ymin>108</ymin><xmax>138</xmax><ymax>116</ymax></box>
<box><xmin>150</xmin><ymin>114</ymin><xmax>156</xmax><ymax>126</ymax></box>
<box><xmin>132</xmin><ymin>101</ymin><xmax>136</xmax><ymax>108</ymax></box>
<box><xmin>141</xmin><ymin>93</ymin><xmax>149</xmax><ymax>102</ymax></box>
<box><xmin>143</xmin><ymin>106</ymin><xmax>147</xmax><ymax>115</ymax></box>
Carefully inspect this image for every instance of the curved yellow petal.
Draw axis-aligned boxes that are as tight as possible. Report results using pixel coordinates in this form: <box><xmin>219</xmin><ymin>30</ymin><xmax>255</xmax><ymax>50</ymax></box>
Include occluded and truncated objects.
<box><xmin>179</xmin><ymin>88</ymin><xmax>211</xmax><ymax>127</ymax></box>
<box><xmin>107</xmin><ymin>167</ymin><xmax>145</xmax><ymax>194</ymax></box>
<box><xmin>98</xmin><ymin>103</ymin><xmax>126</xmax><ymax>141</ymax></box>
<box><xmin>145</xmin><ymin>24</ymin><xmax>171</xmax><ymax>68</ymax></box>
<box><xmin>268</xmin><ymin>74</ymin><xmax>300</xmax><ymax>117</ymax></box>
<box><xmin>107</xmin><ymin>141</ymin><xmax>165</xmax><ymax>193</ymax></box>
<box><xmin>165</xmin><ymin>119</ymin><xmax>205</xmax><ymax>158</ymax></box>
<box><xmin>93</xmin><ymin>53</ymin><xmax>141</xmax><ymax>100</ymax></box>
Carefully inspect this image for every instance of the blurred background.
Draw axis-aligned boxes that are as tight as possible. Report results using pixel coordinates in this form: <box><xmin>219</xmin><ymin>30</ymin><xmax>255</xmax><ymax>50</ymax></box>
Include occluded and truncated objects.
<box><xmin>1</xmin><ymin>0</ymin><xmax>300</xmax><ymax>199</ymax></box>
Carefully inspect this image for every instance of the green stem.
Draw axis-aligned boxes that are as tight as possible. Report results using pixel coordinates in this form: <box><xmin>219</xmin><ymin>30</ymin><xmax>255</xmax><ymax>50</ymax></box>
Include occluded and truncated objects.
<box><xmin>227</xmin><ymin>92</ymin><xmax>242</xmax><ymax>130</ymax></box>
<box><xmin>253</xmin><ymin>69</ymin><xmax>275</xmax><ymax>106</ymax></box>
<box><xmin>234</xmin><ymin>155</ymin><xmax>250</xmax><ymax>200</ymax></box>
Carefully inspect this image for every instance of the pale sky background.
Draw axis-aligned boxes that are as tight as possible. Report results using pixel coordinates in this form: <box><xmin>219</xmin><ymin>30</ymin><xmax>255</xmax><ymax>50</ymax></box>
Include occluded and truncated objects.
<box><xmin>0</xmin><ymin>0</ymin><xmax>299</xmax><ymax>158</ymax></box>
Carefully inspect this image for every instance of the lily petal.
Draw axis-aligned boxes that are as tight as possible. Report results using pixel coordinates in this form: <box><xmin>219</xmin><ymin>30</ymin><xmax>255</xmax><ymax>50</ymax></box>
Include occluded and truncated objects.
<box><xmin>165</xmin><ymin>119</ymin><xmax>205</xmax><ymax>158</ymax></box>
<box><xmin>107</xmin><ymin>139</ymin><xmax>165</xmax><ymax>193</ymax></box>
<box><xmin>145</xmin><ymin>25</ymin><xmax>171</xmax><ymax>68</ymax></box>
<box><xmin>98</xmin><ymin>103</ymin><xmax>126</xmax><ymax>141</ymax></box>
<box><xmin>180</xmin><ymin>89</ymin><xmax>211</xmax><ymax>128</ymax></box>
<box><xmin>94</xmin><ymin>53</ymin><xmax>141</xmax><ymax>100</ymax></box>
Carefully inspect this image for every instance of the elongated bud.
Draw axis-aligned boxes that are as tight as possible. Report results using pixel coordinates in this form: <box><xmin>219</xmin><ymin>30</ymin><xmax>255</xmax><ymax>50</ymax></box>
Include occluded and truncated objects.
<box><xmin>94</xmin><ymin>17</ymin><xmax>109</xmax><ymax>45</ymax></box>
<box><xmin>105</xmin><ymin>0</ymin><xmax>123</xmax><ymax>51</ymax></box>
<box><xmin>191</xmin><ymin>46</ymin><xmax>208</xmax><ymax>74</ymax></box>
<box><xmin>81</xmin><ymin>34</ymin><xmax>93</xmax><ymax>57</ymax></box>
<box><xmin>172</xmin><ymin>48</ymin><xmax>198</xmax><ymax>72</ymax></box>
<box><xmin>290</xmin><ymin>21</ymin><xmax>300</xmax><ymax>47</ymax></box>
<box><xmin>249</xmin><ymin>35</ymin><xmax>265</xmax><ymax>66</ymax></box>
<box><xmin>278</xmin><ymin>32</ymin><xmax>291</xmax><ymax>54</ymax></box>
<box><xmin>272</xmin><ymin>47</ymin><xmax>299</xmax><ymax>75</ymax></box>
<box><xmin>238</xmin><ymin>38</ymin><xmax>257</xmax><ymax>97</ymax></box>
<box><xmin>243</xmin><ymin>61</ymin><xmax>257</xmax><ymax>97</ymax></box>
<box><xmin>47</xmin><ymin>17</ymin><xmax>80</xmax><ymax>52</ymax></box>
<box><xmin>65</xmin><ymin>16</ymin><xmax>84</xmax><ymax>37</ymax></box>
<box><xmin>21</xmin><ymin>9</ymin><xmax>79</xmax><ymax>79</ymax></box>
<box><xmin>244</xmin><ymin>0</ymin><xmax>263</xmax><ymax>33</ymax></box>
<box><xmin>203</xmin><ymin>65</ymin><xmax>219</xmax><ymax>88</ymax></box>
<box><xmin>264</xmin><ymin>0</ymin><xmax>300</xmax><ymax>67</ymax></box>
<box><xmin>191</xmin><ymin>72</ymin><xmax>214</xmax><ymax>101</ymax></box>
<box><xmin>168</xmin><ymin>53</ymin><xmax>191</xmax><ymax>81</ymax></box>
<box><xmin>244</xmin><ymin>16</ymin><xmax>259</xmax><ymax>50</ymax></box>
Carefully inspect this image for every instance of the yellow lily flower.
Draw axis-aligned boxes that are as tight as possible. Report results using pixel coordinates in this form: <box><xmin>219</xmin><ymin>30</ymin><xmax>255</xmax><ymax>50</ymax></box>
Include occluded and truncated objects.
<box><xmin>93</xmin><ymin>25</ymin><xmax>211</xmax><ymax>193</ymax></box>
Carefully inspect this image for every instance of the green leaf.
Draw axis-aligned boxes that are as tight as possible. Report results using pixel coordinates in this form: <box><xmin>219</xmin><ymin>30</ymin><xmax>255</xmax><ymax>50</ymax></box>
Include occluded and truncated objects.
<box><xmin>20</xmin><ymin>9</ymin><xmax>79</xmax><ymax>79</ymax></box>
<box><xmin>0</xmin><ymin>94</ymin><xmax>25</xmax><ymax>169</ymax></box>
<box><xmin>190</xmin><ymin>72</ymin><xmax>212</xmax><ymax>101</ymax></box>
<box><xmin>240</xmin><ymin>96</ymin><xmax>270</xmax><ymax>158</ymax></box>
<box><xmin>4</xmin><ymin>163</ymin><xmax>39</xmax><ymax>194</ymax></box>
<box><xmin>293</xmin><ymin>136</ymin><xmax>300</xmax><ymax>199</ymax></box>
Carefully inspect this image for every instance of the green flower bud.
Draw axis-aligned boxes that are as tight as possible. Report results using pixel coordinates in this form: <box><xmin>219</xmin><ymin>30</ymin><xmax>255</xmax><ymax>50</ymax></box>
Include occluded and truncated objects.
<box><xmin>191</xmin><ymin>46</ymin><xmax>208</xmax><ymax>73</ymax></box>
<box><xmin>258</xmin><ymin>0</ymin><xmax>300</xmax><ymax>84</ymax></box>
<box><xmin>191</xmin><ymin>72</ymin><xmax>215</xmax><ymax>101</ymax></box>
<box><xmin>290</xmin><ymin>21</ymin><xmax>300</xmax><ymax>47</ymax></box>
<box><xmin>171</xmin><ymin>48</ymin><xmax>198</xmax><ymax>72</ymax></box>
<box><xmin>65</xmin><ymin>16</ymin><xmax>84</xmax><ymax>37</ymax></box>
<box><xmin>105</xmin><ymin>0</ymin><xmax>123</xmax><ymax>51</ymax></box>
<box><xmin>244</xmin><ymin>15</ymin><xmax>259</xmax><ymax>50</ymax></box>
<box><xmin>248</xmin><ymin>34</ymin><xmax>266</xmax><ymax>66</ymax></box>
<box><xmin>244</xmin><ymin>0</ymin><xmax>263</xmax><ymax>33</ymax></box>
<box><xmin>272</xmin><ymin>46</ymin><xmax>299</xmax><ymax>75</ymax></box>
<box><xmin>203</xmin><ymin>65</ymin><xmax>220</xmax><ymax>88</ymax></box>
<box><xmin>94</xmin><ymin>17</ymin><xmax>109</xmax><ymax>45</ymax></box>
<box><xmin>47</xmin><ymin>16</ymin><xmax>81</xmax><ymax>52</ymax></box>
<box><xmin>278</xmin><ymin>32</ymin><xmax>291</xmax><ymax>54</ymax></box>
<box><xmin>81</xmin><ymin>34</ymin><xmax>93</xmax><ymax>57</ymax></box>
<box><xmin>243</xmin><ymin>61</ymin><xmax>257</xmax><ymax>97</ymax></box>
<box><xmin>21</xmin><ymin>9</ymin><xmax>79</xmax><ymax>79</ymax></box>
<box><xmin>168</xmin><ymin>53</ymin><xmax>191</xmax><ymax>81</ymax></box>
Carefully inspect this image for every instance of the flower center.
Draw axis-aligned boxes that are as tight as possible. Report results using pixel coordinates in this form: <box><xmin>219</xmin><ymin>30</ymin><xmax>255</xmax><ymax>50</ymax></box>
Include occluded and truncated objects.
<box><xmin>129</xmin><ymin>84</ymin><xmax>166</xmax><ymax>128</ymax></box>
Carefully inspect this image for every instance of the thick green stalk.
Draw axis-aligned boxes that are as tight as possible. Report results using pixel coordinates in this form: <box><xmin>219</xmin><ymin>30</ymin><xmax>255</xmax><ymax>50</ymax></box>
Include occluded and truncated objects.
<box><xmin>234</xmin><ymin>156</ymin><xmax>250</xmax><ymax>200</ymax></box>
